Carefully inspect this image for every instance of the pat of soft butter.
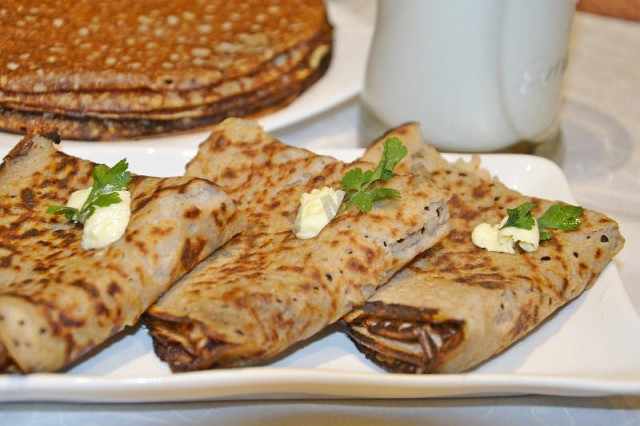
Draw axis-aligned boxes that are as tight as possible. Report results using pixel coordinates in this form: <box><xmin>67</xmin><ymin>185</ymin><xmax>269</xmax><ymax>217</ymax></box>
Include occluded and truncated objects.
<box><xmin>471</xmin><ymin>216</ymin><xmax>540</xmax><ymax>253</ymax></box>
<box><xmin>293</xmin><ymin>187</ymin><xmax>345</xmax><ymax>239</ymax></box>
<box><xmin>67</xmin><ymin>188</ymin><xmax>131</xmax><ymax>250</ymax></box>
<box><xmin>498</xmin><ymin>216</ymin><xmax>540</xmax><ymax>252</ymax></box>
<box><xmin>471</xmin><ymin>222</ymin><xmax>515</xmax><ymax>254</ymax></box>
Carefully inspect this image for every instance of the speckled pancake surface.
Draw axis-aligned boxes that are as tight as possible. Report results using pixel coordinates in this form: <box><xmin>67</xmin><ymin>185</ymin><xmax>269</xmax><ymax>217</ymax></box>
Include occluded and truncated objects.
<box><xmin>0</xmin><ymin>30</ymin><xmax>331</xmax><ymax>115</ymax></box>
<box><xmin>1</xmin><ymin>0</ymin><xmax>330</xmax><ymax>92</ymax></box>
<box><xmin>0</xmin><ymin>52</ymin><xmax>330</xmax><ymax>140</ymax></box>
<box><xmin>0</xmin><ymin>129</ymin><xmax>244</xmax><ymax>373</ymax></box>
<box><xmin>144</xmin><ymin>119</ymin><xmax>451</xmax><ymax>372</ymax></box>
<box><xmin>343</xmin><ymin>123</ymin><xmax>625</xmax><ymax>374</ymax></box>
<box><xmin>0</xmin><ymin>0</ymin><xmax>332</xmax><ymax>139</ymax></box>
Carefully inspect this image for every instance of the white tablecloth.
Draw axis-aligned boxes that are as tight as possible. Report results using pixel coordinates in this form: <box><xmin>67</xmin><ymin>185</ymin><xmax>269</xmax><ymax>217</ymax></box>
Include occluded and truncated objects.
<box><xmin>1</xmin><ymin>3</ymin><xmax>639</xmax><ymax>424</ymax></box>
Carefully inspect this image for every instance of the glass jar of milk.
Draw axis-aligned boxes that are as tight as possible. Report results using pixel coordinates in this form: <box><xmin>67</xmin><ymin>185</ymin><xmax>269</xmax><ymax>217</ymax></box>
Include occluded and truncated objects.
<box><xmin>361</xmin><ymin>0</ymin><xmax>577</xmax><ymax>152</ymax></box>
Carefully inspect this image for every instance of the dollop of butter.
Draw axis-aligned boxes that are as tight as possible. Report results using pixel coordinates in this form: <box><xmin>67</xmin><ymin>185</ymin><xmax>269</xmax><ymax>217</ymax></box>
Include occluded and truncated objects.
<box><xmin>293</xmin><ymin>186</ymin><xmax>345</xmax><ymax>239</ymax></box>
<box><xmin>471</xmin><ymin>216</ymin><xmax>540</xmax><ymax>254</ymax></box>
<box><xmin>67</xmin><ymin>188</ymin><xmax>132</xmax><ymax>250</ymax></box>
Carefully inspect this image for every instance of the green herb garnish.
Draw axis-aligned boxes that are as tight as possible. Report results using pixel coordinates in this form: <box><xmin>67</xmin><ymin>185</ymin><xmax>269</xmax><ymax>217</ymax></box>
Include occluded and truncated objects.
<box><xmin>500</xmin><ymin>201</ymin><xmax>583</xmax><ymax>241</ymax></box>
<box><xmin>47</xmin><ymin>159</ymin><xmax>131</xmax><ymax>223</ymax></box>
<box><xmin>537</xmin><ymin>202</ymin><xmax>583</xmax><ymax>241</ymax></box>
<box><xmin>340</xmin><ymin>137</ymin><xmax>408</xmax><ymax>213</ymax></box>
<box><xmin>501</xmin><ymin>202</ymin><xmax>536</xmax><ymax>230</ymax></box>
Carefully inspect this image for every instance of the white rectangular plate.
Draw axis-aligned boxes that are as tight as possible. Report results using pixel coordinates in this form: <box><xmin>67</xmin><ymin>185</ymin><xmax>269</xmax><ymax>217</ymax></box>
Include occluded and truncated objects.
<box><xmin>0</xmin><ymin>145</ymin><xmax>638</xmax><ymax>402</ymax></box>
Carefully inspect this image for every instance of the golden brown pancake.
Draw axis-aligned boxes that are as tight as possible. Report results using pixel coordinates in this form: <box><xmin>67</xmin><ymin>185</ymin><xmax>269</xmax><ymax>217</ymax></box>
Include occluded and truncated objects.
<box><xmin>145</xmin><ymin>119</ymin><xmax>451</xmax><ymax>371</ymax></box>
<box><xmin>0</xmin><ymin>0</ymin><xmax>332</xmax><ymax>140</ymax></box>
<box><xmin>343</xmin><ymin>123</ymin><xmax>625</xmax><ymax>374</ymax></box>
<box><xmin>0</xmin><ymin>54</ymin><xmax>330</xmax><ymax>140</ymax></box>
<box><xmin>0</xmin><ymin>31</ymin><xmax>331</xmax><ymax>115</ymax></box>
<box><xmin>0</xmin><ymin>129</ymin><xmax>244</xmax><ymax>373</ymax></box>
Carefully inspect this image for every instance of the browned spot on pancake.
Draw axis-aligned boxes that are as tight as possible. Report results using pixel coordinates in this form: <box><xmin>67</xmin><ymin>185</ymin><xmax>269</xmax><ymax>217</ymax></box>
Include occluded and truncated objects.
<box><xmin>447</xmin><ymin>229</ymin><xmax>469</xmax><ymax>244</ymax></box>
<box><xmin>107</xmin><ymin>282</ymin><xmax>121</xmax><ymax>296</ymax></box>
<box><xmin>40</xmin><ymin>177</ymin><xmax>68</xmax><ymax>190</ymax></box>
<box><xmin>20</xmin><ymin>188</ymin><xmax>36</xmax><ymax>209</ymax></box>
<box><xmin>267</xmin><ymin>199</ymin><xmax>281</xmax><ymax>210</ymax></box>
<box><xmin>347</xmin><ymin>258</ymin><xmax>366</xmax><ymax>273</ymax></box>
<box><xmin>150</xmin><ymin>225</ymin><xmax>174</xmax><ymax>236</ymax></box>
<box><xmin>438</xmin><ymin>264</ymin><xmax>455</xmax><ymax>273</ymax></box>
<box><xmin>54</xmin><ymin>156</ymin><xmax>78</xmax><ymax>174</ymax></box>
<box><xmin>181</xmin><ymin>238</ymin><xmax>206</xmax><ymax>269</ymax></box>
<box><xmin>472</xmin><ymin>185</ymin><xmax>488</xmax><ymax>199</ymax></box>
<box><xmin>509</xmin><ymin>303</ymin><xmax>538</xmax><ymax>340</ymax></box>
<box><xmin>276</xmin><ymin>264</ymin><xmax>305</xmax><ymax>274</ymax></box>
<box><xmin>299</xmin><ymin>282</ymin><xmax>311</xmax><ymax>292</ymax></box>
<box><xmin>177</xmin><ymin>182</ymin><xmax>189</xmax><ymax>195</ymax></box>
<box><xmin>448</xmin><ymin>194</ymin><xmax>480</xmax><ymax>221</ymax></box>
<box><xmin>69</xmin><ymin>279</ymin><xmax>111</xmax><ymax>317</ymax></box>
<box><xmin>70</xmin><ymin>279</ymin><xmax>100</xmax><ymax>299</ymax></box>
<box><xmin>18</xmin><ymin>228</ymin><xmax>45</xmax><ymax>239</ymax></box>
<box><xmin>184</xmin><ymin>206</ymin><xmax>201</xmax><ymax>219</ymax></box>
<box><xmin>134</xmin><ymin>195</ymin><xmax>152</xmax><ymax>211</ymax></box>
<box><xmin>135</xmin><ymin>240</ymin><xmax>147</xmax><ymax>254</ymax></box>
<box><xmin>454</xmin><ymin>275</ymin><xmax>505</xmax><ymax>289</ymax></box>
<box><xmin>213</xmin><ymin>135</ymin><xmax>230</xmax><ymax>149</ymax></box>
<box><xmin>212</xmin><ymin>207</ymin><xmax>235</xmax><ymax>229</ymax></box>
<box><xmin>40</xmin><ymin>129</ymin><xmax>61</xmax><ymax>144</ymax></box>
<box><xmin>504</xmin><ymin>195</ymin><xmax>517</xmax><ymax>205</ymax></box>
<box><xmin>1</xmin><ymin>256</ymin><xmax>11</xmax><ymax>267</ymax></box>
<box><xmin>364</xmin><ymin>247</ymin><xmax>376</xmax><ymax>263</ymax></box>
<box><xmin>223</xmin><ymin>168</ymin><xmax>237</xmax><ymax>180</ymax></box>
<box><xmin>95</xmin><ymin>302</ymin><xmax>109</xmax><ymax>317</ymax></box>
<box><xmin>59</xmin><ymin>312</ymin><xmax>85</xmax><ymax>328</ymax></box>
<box><xmin>241</xmin><ymin>148</ymin><xmax>258</xmax><ymax>158</ymax></box>
<box><xmin>595</xmin><ymin>247</ymin><xmax>603</xmax><ymax>259</ymax></box>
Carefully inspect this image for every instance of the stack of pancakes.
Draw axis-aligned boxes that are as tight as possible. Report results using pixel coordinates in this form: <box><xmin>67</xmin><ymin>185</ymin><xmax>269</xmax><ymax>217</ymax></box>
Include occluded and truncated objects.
<box><xmin>0</xmin><ymin>0</ymin><xmax>332</xmax><ymax>140</ymax></box>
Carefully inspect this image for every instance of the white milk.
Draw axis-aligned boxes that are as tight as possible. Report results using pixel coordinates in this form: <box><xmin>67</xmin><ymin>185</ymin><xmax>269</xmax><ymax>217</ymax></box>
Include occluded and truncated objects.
<box><xmin>361</xmin><ymin>0</ymin><xmax>577</xmax><ymax>152</ymax></box>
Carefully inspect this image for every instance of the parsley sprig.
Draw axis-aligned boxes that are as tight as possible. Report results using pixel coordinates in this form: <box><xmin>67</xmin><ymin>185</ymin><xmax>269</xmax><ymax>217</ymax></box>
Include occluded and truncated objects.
<box><xmin>502</xmin><ymin>202</ymin><xmax>536</xmax><ymax>230</ymax></box>
<box><xmin>340</xmin><ymin>137</ymin><xmax>408</xmax><ymax>213</ymax></box>
<box><xmin>47</xmin><ymin>159</ymin><xmax>132</xmax><ymax>223</ymax></box>
<box><xmin>537</xmin><ymin>203</ymin><xmax>584</xmax><ymax>240</ymax></box>
<box><xmin>501</xmin><ymin>201</ymin><xmax>583</xmax><ymax>241</ymax></box>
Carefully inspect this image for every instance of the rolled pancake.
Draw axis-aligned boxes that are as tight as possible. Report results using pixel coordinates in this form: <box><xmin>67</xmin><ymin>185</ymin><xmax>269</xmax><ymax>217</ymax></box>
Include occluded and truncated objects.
<box><xmin>0</xmin><ymin>129</ymin><xmax>244</xmax><ymax>373</ymax></box>
<box><xmin>343</xmin><ymin>123</ymin><xmax>625</xmax><ymax>373</ymax></box>
<box><xmin>184</xmin><ymin>118</ymin><xmax>337</xmax><ymax>214</ymax></box>
<box><xmin>145</xmin><ymin>119</ymin><xmax>451</xmax><ymax>371</ymax></box>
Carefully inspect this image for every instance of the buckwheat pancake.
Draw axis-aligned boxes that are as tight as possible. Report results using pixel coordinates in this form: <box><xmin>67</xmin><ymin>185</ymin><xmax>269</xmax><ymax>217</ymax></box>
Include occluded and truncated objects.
<box><xmin>0</xmin><ymin>129</ymin><xmax>244</xmax><ymax>373</ymax></box>
<box><xmin>0</xmin><ymin>55</ymin><xmax>329</xmax><ymax>140</ymax></box>
<box><xmin>2</xmin><ymin>0</ymin><xmax>330</xmax><ymax>92</ymax></box>
<box><xmin>0</xmin><ymin>0</ymin><xmax>333</xmax><ymax>139</ymax></box>
<box><xmin>343</xmin><ymin>123</ymin><xmax>625</xmax><ymax>374</ymax></box>
<box><xmin>0</xmin><ymin>43</ymin><xmax>331</xmax><ymax>122</ymax></box>
<box><xmin>145</xmin><ymin>119</ymin><xmax>451</xmax><ymax>371</ymax></box>
<box><xmin>184</xmin><ymin>118</ymin><xmax>337</xmax><ymax>215</ymax></box>
<box><xmin>0</xmin><ymin>31</ymin><xmax>331</xmax><ymax>116</ymax></box>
